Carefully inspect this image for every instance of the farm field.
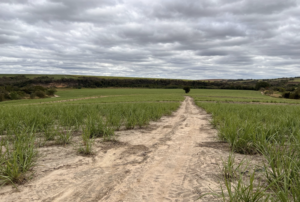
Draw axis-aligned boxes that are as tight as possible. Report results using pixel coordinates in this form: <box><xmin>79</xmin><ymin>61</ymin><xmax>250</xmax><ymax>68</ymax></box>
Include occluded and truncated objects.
<box><xmin>190</xmin><ymin>89</ymin><xmax>300</xmax><ymax>104</ymax></box>
<box><xmin>1</xmin><ymin>88</ymin><xmax>300</xmax><ymax>201</ymax></box>
<box><xmin>191</xmin><ymin>92</ymin><xmax>300</xmax><ymax>201</ymax></box>
<box><xmin>0</xmin><ymin>89</ymin><xmax>184</xmax><ymax>105</ymax></box>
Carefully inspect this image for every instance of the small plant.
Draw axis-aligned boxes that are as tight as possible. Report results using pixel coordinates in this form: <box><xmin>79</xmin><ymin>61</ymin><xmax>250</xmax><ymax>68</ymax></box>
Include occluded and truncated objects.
<box><xmin>0</xmin><ymin>128</ymin><xmax>37</xmax><ymax>186</ymax></box>
<box><xmin>78</xmin><ymin>127</ymin><xmax>94</xmax><ymax>155</ymax></box>
<box><xmin>222</xmin><ymin>153</ymin><xmax>245</xmax><ymax>180</ymax></box>
<box><xmin>183</xmin><ymin>86</ymin><xmax>190</xmax><ymax>93</ymax></box>
<box><xmin>125</xmin><ymin>117</ymin><xmax>137</xmax><ymax>129</ymax></box>
<box><xmin>55</xmin><ymin>129</ymin><xmax>72</xmax><ymax>145</ymax></box>
<box><xmin>44</xmin><ymin>128</ymin><xmax>55</xmax><ymax>141</ymax></box>
<box><xmin>216</xmin><ymin>173</ymin><xmax>271</xmax><ymax>202</ymax></box>
<box><xmin>103</xmin><ymin>126</ymin><xmax>115</xmax><ymax>141</ymax></box>
<box><xmin>200</xmin><ymin>154</ymin><xmax>271</xmax><ymax>202</ymax></box>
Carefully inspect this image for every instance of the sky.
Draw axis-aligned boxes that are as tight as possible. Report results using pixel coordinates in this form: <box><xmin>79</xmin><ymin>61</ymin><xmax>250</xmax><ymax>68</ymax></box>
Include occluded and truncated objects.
<box><xmin>0</xmin><ymin>0</ymin><xmax>299</xmax><ymax>80</ymax></box>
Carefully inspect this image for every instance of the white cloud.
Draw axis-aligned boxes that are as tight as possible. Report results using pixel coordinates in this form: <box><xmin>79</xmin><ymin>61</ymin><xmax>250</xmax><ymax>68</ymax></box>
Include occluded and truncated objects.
<box><xmin>0</xmin><ymin>0</ymin><xmax>299</xmax><ymax>79</ymax></box>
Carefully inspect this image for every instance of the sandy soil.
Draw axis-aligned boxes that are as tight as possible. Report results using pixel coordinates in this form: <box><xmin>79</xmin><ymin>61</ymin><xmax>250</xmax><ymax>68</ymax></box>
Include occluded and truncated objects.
<box><xmin>0</xmin><ymin>97</ymin><xmax>249</xmax><ymax>202</ymax></box>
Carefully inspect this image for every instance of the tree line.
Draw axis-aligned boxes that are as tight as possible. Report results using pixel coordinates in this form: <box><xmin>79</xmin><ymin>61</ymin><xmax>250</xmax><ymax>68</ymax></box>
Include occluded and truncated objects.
<box><xmin>0</xmin><ymin>75</ymin><xmax>299</xmax><ymax>101</ymax></box>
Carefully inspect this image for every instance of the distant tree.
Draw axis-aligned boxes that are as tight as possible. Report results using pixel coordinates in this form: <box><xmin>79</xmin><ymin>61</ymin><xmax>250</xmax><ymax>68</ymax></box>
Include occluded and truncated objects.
<box><xmin>10</xmin><ymin>91</ymin><xmax>20</xmax><ymax>100</ymax></box>
<box><xmin>30</xmin><ymin>93</ymin><xmax>35</xmax><ymax>99</ymax></box>
<box><xmin>46</xmin><ymin>88</ymin><xmax>57</xmax><ymax>96</ymax></box>
<box><xmin>0</xmin><ymin>93</ymin><xmax>4</xmax><ymax>102</ymax></box>
<box><xmin>35</xmin><ymin>91</ymin><xmax>46</xmax><ymax>98</ymax></box>
<box><xmin>282</xmin><ymin>92</ymin><xmax>290</xmax><ymax>98</ymax></box>
<box><xmin>255</xmin><ymin>81</ymin><xmax>270</xmax><ymax>90</ymax></box>
<box><xmin>34</xmin><ymin>85</ymin><xmax>46</xmax><ymax>92</ymax></box>
<box><xmin>183</xmin><ymin>86</ymin><xmax>190</xmax><ymax>93</ymax></box>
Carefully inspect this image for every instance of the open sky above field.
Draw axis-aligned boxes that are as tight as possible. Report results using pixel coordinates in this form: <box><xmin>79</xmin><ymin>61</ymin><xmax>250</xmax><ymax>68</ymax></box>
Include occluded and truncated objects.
<box><xmin>0</xmin><ymin>0</ymin><xmax>299</xmax><ymax>79</ymax></box>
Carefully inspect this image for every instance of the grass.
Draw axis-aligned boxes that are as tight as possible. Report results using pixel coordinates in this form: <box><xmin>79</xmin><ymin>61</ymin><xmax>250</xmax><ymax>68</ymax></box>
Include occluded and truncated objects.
<box><xmin>77</xmin><ymin>127</ymin><xmax>94</xmax><ymax>155</ymax></box>
<box><xmin>189</xmin><ymin>89</ymin><xmax>300</xmax><ymax>104</ymax></box>
<box><xmin>196</xmin><ymin>102</ymin><xmax>300</xmax><ymax>154</ymax></box>
<box><xmin>2</xmin><ymin>87</ymin><xmax>300</xmax><ymax>198</ymax></box>
<box><xmin>0</xmin><ymin>88</ymin><xmax>185</xmax><ymax>105</ymax></box>
<box><xmin>196</xmin><ymin>101</ymin><xmax>300</xmax><ymax>200</ymax></box>
<box><xmin>0</xmin><ymin>88</ymin><xmax>183</xmax><ymax>187</ymax></box>
<box><xmin>0</xmin><ymin>127</ymin><xmax>37</xmax><ymax>186</ymax></box>
<box><xmin>1</xmin><ymin>88</ymin><xmax>298</xmax><ymax>106</ymax></box>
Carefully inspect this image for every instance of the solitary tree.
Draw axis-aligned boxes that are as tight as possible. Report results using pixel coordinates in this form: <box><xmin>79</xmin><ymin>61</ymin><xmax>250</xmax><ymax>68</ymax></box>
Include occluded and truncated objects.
<box><xmin>183</xmin><ymin>86</ymin><xmax>190</xmax><ymax>93</ymax></box>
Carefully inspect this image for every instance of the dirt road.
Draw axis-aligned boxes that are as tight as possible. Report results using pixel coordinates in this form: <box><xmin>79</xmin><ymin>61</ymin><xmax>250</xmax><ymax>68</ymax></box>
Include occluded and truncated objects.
<box><xmin>0</xmin><ymin>97</ymin><xmax>231</xmax><ymax>202</ymax></box>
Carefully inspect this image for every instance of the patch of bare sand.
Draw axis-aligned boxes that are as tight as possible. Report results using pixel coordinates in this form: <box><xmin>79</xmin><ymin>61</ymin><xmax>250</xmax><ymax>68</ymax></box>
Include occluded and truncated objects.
<box><xmin>0</xmin><ymin>97</ymin><xmax>260</xmax><ymax>202</ymax></box>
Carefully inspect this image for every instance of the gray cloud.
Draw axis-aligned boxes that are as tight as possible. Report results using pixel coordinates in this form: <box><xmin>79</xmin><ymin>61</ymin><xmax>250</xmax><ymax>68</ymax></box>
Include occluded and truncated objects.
<box><xmin>0</xmin><ymin>0</ymin><xmax>299</xmax><ymax>79</ymax></box>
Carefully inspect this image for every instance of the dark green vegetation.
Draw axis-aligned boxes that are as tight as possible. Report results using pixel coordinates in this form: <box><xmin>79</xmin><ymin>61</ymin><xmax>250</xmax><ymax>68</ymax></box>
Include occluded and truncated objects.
<box><xmin>190</xmin><ymin>89</ymin><xmax>300</xmax><ymax>104</ymax></box>
<box><xmin>0</xmin><ymin>88</ymin><xmax>183</xmax><ymax>186</ymax></box>
<box><xmin>2</xmin><ymin>74</ymin><xmax>300</xmax><ymax>102</ymax></box>
<box><xmin>2</xmin><ymin>74</ymin><xmax>299</xmax><ymax>90</ymax></box>
<box><xmin>183</xmin><ymin>86</ymin><xmax>190</xmax><ymax>93</ymax></box>
<box><xmin>2</xmin><ymin>74</ymin><xmax>300</xmax><ymax>103</ymax></box>
<box><xmin>0</xmin><ymin>75</ymin><xmax>57</xmax><ymax>102</ymax></box>
<box><xmin>282</xmin><ymin>88</ymin><xmax>300</xmax><ymax>100</ymax></box>
<box><xmin>255</xmin><ymin>81</ymin><xmax>270</xmax><ymax>90</ymax></box>
<box><xmin>190</xmin><ymin>91</ymin><xmax>300</xmax><ymax>201</ymax></box>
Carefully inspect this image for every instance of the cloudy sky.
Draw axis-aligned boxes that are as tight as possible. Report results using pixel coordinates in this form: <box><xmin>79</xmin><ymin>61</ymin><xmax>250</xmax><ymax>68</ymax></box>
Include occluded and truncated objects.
<box><xmin>0</xmin><ymin>0</ymin><xmax>299</xmax><ymax>79</ymax></box>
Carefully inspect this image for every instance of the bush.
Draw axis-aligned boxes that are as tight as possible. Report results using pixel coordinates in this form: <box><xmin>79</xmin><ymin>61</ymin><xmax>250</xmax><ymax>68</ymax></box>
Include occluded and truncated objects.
<box><xmin>46</xmin><ymin>89</ymin><xmax>57</xmax><ymax>96</ymax></box>
<box><xmin>35</xmin><ymin>91</ymin><xmax>46</xmax><ymax>98</ymax></box>
<box><xmin>10</xmin><ymin>92</ymin><xmax>20</xmax><ymax>100</ymax></box>
<box><xmin>183</xmin><ymin>86</ymin><xmax>190</xmax><ymax>93</ymax></box>
<box><xmin>33</xmin><ymin>86</ymin><xmax>46</xmax><ymax>92</ymax></box>
<box><xmin>282</xmin><ymin>92</ymin><xmax>290</xmax><ymax>98</ymax></box>
<box><xmin>289</xmin><ymin>93</ymin><xmax>295</xmax><ymax>99</ymax></box>
<box><xmin>17</xmin><ymin>91</ymin><xmax>26</xmax><ymax>98</ymax></box>
<box><xmin>0</xmin><ymin>93</ymin><xmax>4</xmax><ymax>102</ymax></box>
<box><xmin>284</xmin><ymin>91</ymin><xmax>300</xmax><ymax>99</ymax></box>
<box><xmin>21</xmin><ymin>86</ymin><xmax>35</xmax><ymax>94</ymax></box>
<box><xmin>30</xmin><ymin>93</ymin><xmax>35</xmax><ymax>99</ymax></box>
<box><xmin>278</xmin><ymin>87</ymin><xmax>285</xmax><ymax>92</ymax></box>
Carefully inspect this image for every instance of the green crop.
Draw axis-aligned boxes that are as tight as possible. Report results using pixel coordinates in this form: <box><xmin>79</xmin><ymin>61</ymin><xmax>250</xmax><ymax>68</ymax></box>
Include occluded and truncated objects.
<box><xmin>197</xmin><ymin>102</ymin><xmax>300</xmax><ymax>200</ymax></box>
<box><xmin>0</xmin><ymin>89</ymin><xmax>181</xmax><ymax>187</ymax></box>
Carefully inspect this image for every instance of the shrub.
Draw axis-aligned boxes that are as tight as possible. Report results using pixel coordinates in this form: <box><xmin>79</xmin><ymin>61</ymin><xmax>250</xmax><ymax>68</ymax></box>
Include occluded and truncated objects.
<box><xmin>74</xmin><ymin>85</ymin><xmax>82</xmax><ymax>89</ymax></box>
<box><xmin>282</xmin><ymin>92</ymin><xmax>290</xmax><ymax>98</ymax></box>
<box><xmin>0</xmin><ymin>93</ymin><xmax>4</xmax><ymax>102</ymax></box>
<box><xmin>35</xmin><ymin>91</ymin><xmax>46</xmax><ymax>98</ymax></box>
<box><xmin>33</xmin><ymin>86</ymin><xmax>46</xmax><ymax>92</ymax></box>
<box><xmin>183</xmin><ymin>86</ymin><xmax>190</xmax><ymax>93</ymax></box>
<box><xmin>21</xmin><ymin>86</ymin><xmax>35</xmax><ymax>94</ymax></box>
<box><xmin>46</xmin><ymin>89</ymin><xmax>57</xmax><ymax>96</ymax></box>
<box><xmin>290</xmin><ymin>92</ymin><xmax>300</xmax><ymax>99</ymax></box>
<box><xmin>30</xmin><ymin>93</ymin><xmax>35</xmax><ymax>99</ymax></box>
<box><xmin>10</xmin><ymin>92</ymin><xmax>20</xmax><ymax>100</ymax></box>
